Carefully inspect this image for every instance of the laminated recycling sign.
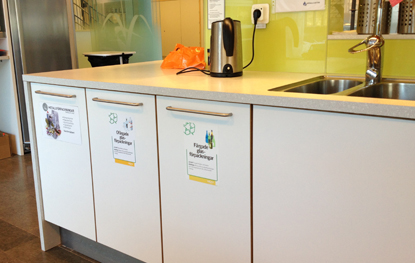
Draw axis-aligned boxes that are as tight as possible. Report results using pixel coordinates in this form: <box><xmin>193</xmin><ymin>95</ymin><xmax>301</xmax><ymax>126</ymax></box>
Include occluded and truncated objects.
<box><xmin>41</xmin><ymin>102</ymin><xmax>82</xmax><ymax>145</ymax></box>
<box><xmin>109</xmin><ymin>112</ymin><xmax>136</xmax><ymax>167</ymax></box>
<box><xmin>184</xmin><ymin>121</ymin><xmax>219</xmax><ymax>186</ymax></box>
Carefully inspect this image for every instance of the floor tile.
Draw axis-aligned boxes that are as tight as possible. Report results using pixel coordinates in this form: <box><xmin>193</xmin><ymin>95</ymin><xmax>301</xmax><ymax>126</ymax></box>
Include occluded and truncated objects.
<box><xmin>5</xmin><ymin>238</ymin><xmax>96</xmax><ymax>263</ymax></box>
<box><xmin>5</xmin><ymin>238</ymin><xmax>63</xmax><ymax>263</ymax></box>
<box><xmin>0</xmin><ymin>219</ymin><xmax>36</xmax><ymax>252</ymax></box>
<box><xmin>0</xmin><ymin>154</ymin><xmax>96</xmax><ymax>262</ymax></box>
<box><xmin>0</xmin><ymin>155</ymin><xmax>34</xmax><ymax>194</ymax></box>
<box><xmin>0</xmin><ymin>194</ymin><xmax>40</xmax><ymax>237</ymax></box>
<box><xmin>0</xmin><ymin>250</ymin><xmax>24</xmax><ymax>263</ymax></box>
<box><xmin>0</xmin><ymin>157</ymin><xmax>39</xmax><ymax>236</ymax></box>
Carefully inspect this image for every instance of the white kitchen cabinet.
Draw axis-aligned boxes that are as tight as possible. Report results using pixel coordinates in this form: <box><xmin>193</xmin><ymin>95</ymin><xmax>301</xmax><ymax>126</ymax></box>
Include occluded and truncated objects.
<box><xmin>86</xmin><ymin>90</ymin><xmax>162</xmax><ymax>263</ymax></box>
<box><xmin>31</xmin><ymin>83</ymin><xmax>95</xmax><ymax>240</ymax></box>
<box><xmin>253</xmin><ymin>106</ymin><xmax>415</xmax><ymax>263</ymax></box>
<box><xmin>157</xmin><ymin>96</ymin><xmax>251</xmax><ymax>263</ymax></box>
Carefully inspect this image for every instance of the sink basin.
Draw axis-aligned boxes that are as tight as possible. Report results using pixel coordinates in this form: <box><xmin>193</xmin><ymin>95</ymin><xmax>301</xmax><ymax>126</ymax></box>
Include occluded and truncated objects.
<box><xmin>269</xmin><ymin>77</ymin><xmax>363</xmax><ymax>95</ymax></box>
<box><xmin>348</xmin><ymin>82</ymin><xmax>415</xmax><ymax>101</ymax></box>
<box><xmin>283</xmin><ymin>79</ymin><xmax>363</xmax><ymax>94</ymax></box>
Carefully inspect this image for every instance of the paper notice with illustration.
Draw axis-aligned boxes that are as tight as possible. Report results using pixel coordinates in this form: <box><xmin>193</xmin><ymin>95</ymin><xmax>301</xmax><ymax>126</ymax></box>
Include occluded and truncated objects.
<box><xmin>184</xmin><ymin>121</ymin><xmax>219</xmax><ymax>185</ymax></box>
<box><xmin>41</xmin><ymin>102</ymin><xmax>82</xmax><ymax>145</ymax></box>
<box><xmin>109</xmin><ymin>113</ymin><xmax>136</xmax><ymax>167</ymax></box>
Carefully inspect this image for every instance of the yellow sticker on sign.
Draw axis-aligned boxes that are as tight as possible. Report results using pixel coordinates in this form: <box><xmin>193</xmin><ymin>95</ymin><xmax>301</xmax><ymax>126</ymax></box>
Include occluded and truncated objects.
<box><xmin>115</xmin><ymin>159</ymin><xmax>135</xmax><ymax>167</ymax></box>
<box><xmin>189</xmin><ymin>175</ymin><xmax>216</xmax><ymax>185</ymax></box>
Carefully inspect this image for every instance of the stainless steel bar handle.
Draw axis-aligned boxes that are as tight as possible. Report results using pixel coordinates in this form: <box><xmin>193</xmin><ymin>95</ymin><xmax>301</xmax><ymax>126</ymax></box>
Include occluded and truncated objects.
<box><xmin>92</xmin><ymin>97</ymin><xmax>143</xmax><ymax>107</ymax></box>
<box><xmin>35</xmin><ymin>90</ymin><xmax>76</xmax><ymax>98</ymax></box>
<box><xmin>166</xmin><ymin>106</ymin><xmax>233</xmax><ymax>117</ymax></box>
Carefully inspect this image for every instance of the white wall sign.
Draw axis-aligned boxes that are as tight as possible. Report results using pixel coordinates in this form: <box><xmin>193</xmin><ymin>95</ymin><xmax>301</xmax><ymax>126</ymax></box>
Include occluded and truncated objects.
<box><xmin>41</xmin><ymin>102</ymin><xmax>82</xmax><ymax>145</ymax></box>
<box><xmin>275</xmin><ymin>0</ymin><xmax>325</xmax><ymax>13</ymax></box>
<box><xmin>184</xmin><ymin>122</ymin><xmax>218</xmax><ymax>186</ymax></box>
<box><xmin>208</xmin><ymin>0</ymin><xmax>225</xmax><ymax>30</ymax></box>
<box><xmin>109</xmin><ymin>112</ymin><xmax>136</xmax><ymax>167</ymax></box>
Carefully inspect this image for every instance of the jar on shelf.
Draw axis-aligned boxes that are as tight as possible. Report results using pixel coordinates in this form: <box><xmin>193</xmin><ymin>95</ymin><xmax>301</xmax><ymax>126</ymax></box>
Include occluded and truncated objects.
<box><xmin>357</xmin><ymin>0</ymin><xmax>392</xmax><ymax>34</ymax></box>
<box><xmin>398</xmin><ymin>0</ymin><xmax>415</xmax><ymax>34</ymax></box>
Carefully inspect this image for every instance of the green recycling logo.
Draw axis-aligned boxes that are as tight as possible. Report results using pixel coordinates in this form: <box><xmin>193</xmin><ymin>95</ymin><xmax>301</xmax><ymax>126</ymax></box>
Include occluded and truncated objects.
<box><xmin>109</xmin><ymin>113</ymin><xmax>118</xmax><ymax>124</ymax></box>
<box><xmin>184</xmin><ymin>122</ymin><xmax>196</xmax><ymax>135</ymax></box>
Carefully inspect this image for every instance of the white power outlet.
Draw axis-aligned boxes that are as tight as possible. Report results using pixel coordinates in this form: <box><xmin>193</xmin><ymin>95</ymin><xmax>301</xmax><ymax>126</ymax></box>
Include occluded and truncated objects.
<box><xmin>251</xmin><ymin>4</ymin><xmax>269</xmax><ymax>25</ymax></box>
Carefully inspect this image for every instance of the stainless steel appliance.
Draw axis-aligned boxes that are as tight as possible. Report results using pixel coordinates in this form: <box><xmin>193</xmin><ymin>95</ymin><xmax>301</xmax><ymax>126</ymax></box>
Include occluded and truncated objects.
<box><xmin>7</xmin><ymin>0</ymin><xmax>75</xmax><ymax>151</ymax></box>
<box><xmin>210</xmin><ymin>17</ymin><xmax>242</xmax><ymax>77</ymax></box>
<box><xmin>357</xmin><ymin>0</ymin><xmax>391</xmax><ymax>34</ymax></box>
<box><xmin>398</xmin><ymin>0</ymin><xmax>415</xmax><ymax>34</ymax></box>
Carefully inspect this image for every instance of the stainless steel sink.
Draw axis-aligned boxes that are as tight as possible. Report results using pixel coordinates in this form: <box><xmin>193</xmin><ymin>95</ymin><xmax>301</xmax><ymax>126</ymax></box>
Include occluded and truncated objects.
<box><xmin>269</xmin><ymin>75</ymin><xmax>415</xmax><ymax>100</ymax></box>
<box><xmin>269</xmin><ymin>76</ymin><xmax>363</xmax><ymax>95</ymax></box>
<box><xmin>283</xmin><ymin>79</ymin><xmax>363</xmax><ymax>94</ymax></box>
<box><xmin>348</xmin><ymin>82</ymin><xmax>415</xmax><ymax>101</ymax></box>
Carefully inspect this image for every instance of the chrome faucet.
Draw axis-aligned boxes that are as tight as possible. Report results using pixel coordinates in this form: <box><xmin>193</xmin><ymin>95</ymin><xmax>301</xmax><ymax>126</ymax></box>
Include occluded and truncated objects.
<box><xmin>348</xmin><ymin>0</ymin><xmax>385</xmax><ymax>86</ymax></box>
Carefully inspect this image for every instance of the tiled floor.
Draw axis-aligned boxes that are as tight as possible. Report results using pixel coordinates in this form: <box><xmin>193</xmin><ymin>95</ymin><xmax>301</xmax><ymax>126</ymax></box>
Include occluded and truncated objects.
<box><xmin>0</xmin><ymin>154</ymin><xmax>97</xmax><ymax>263</ymax></box>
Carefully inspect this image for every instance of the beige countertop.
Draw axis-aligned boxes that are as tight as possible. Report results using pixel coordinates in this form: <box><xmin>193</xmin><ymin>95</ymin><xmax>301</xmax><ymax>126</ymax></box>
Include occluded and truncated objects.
<box><xmin>23</xmin><ymin>61</ymin><xmax>415</xmax><ymax>120</ymax></box>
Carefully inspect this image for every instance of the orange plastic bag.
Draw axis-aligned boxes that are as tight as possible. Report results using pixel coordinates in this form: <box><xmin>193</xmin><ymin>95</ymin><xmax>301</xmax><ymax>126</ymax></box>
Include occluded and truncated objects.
<box><xmin>161</xmin><ymin>44</ymin><xmax>206</xmax><ymax>69</ymax></box>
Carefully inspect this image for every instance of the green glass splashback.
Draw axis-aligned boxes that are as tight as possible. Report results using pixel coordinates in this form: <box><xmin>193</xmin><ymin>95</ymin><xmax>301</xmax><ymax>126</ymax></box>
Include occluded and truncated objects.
<box><xmin>327</xmin><ymin>39</ymin><xmax>415</xmax><ymax>78</ymax></box>
<box><xmin>205</xmin><ymin>0</ymin><xmax>329</xmax><ymax>73</ymax></box>
<box><xmin>326</xmin><ymin>39</ymin><xmax>366</xmax><ymax>75</ymax></box>
<box><xmin>204</xmin><ymin>0</ymin><xmax>415</xmax><ymax>78</ymax></box>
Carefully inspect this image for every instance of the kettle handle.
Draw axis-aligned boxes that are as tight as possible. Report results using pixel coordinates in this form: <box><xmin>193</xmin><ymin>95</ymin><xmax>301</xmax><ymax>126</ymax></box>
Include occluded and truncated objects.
<box><xmin>223</xmin><ymin>18</ymin><xmax>234</xmax><ymax>57</ymax></box>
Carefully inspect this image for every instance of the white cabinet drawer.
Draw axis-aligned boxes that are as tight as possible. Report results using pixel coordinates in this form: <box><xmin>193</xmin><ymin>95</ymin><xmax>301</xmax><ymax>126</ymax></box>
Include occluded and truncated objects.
<box><xmin>31</xmin><ymin>83</ymin><xmax>95</xmax><ymax>240</ymax></box>
<box><xmin>157</xmin><ymin>96</ymin><xmax>251</xmax><ymax>263</ymax></box>
<box><xmin>86</xmin><ymin>90</ymin><xmax>162</xmax><ymax>263</ymax></box>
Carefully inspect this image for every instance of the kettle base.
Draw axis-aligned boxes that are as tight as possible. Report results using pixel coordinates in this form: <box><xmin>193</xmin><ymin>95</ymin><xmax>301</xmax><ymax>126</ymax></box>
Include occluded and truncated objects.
<box><xmin>210</xmin><ymin>72</ymin><xmax>243</xmax><ymax>78</ymax></box>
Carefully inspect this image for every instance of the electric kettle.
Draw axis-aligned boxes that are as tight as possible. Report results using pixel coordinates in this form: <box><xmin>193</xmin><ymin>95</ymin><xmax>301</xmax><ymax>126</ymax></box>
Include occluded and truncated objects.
<box><xmin>210</xmin><ymin>18</ymin><xmax>243</xmax><ymax>77</ymax></box>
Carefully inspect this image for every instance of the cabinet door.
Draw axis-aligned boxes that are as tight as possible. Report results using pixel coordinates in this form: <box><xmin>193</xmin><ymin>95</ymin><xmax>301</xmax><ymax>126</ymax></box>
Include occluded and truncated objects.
<box><xmin>157</xmin><ymin>96</ymin><xmax>251</xmax><ymax>263</ymax></box>
<box><xmin>31</xmin><ymin>83</ymin><xmax>95</xmax><ymax>240</ymax></box>
<box><xmin>86</xmin><ymin>90</ymin><xmax>162</xmax><ymax>263</ymax></box>
<box><xmin>253</xmin><ymin>106</ymin><xmax>415</xmax><ymax>263</ymax></box>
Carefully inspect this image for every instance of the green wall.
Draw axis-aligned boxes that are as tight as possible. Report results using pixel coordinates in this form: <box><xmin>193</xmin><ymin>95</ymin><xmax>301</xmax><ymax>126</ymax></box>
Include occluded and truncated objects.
<box><xmin>205</xmin><ymin>0</ymin><xmax>415</xmax><ymax>78</ymax></box>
